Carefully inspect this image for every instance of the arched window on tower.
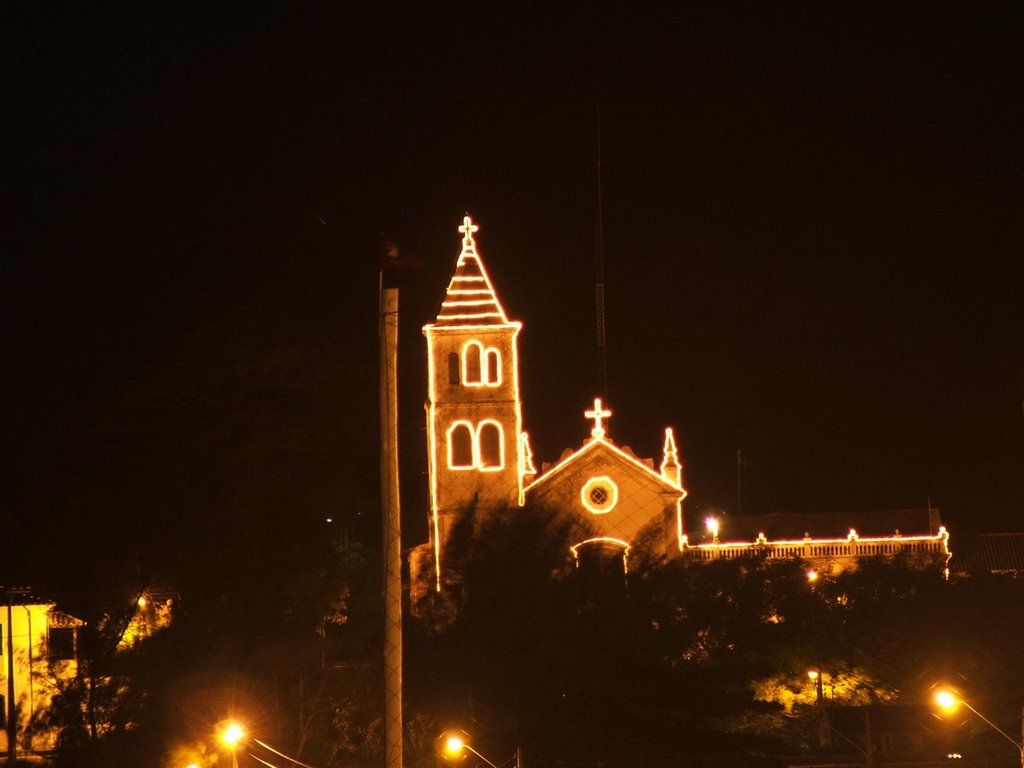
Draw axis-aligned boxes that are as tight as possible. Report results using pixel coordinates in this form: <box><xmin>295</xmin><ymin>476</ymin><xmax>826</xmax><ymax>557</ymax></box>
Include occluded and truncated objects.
<box><xmin>447</xmin><ymin>352</ymin><xmax>460</xmax><ymax>386</ymax></box>
<box><xmin>485</xmin><ymin>348</ymin><xmax>500</xmax><ymax>385</ymax></box>
<box><xmin>463</xmin><ymin>342</ymin><xmax>482</xmax><ymax>384</ymax></box>
<box><xmin>448</xmin><ymin>423</ymin><xmax>474</xmax><ymax>468</ymax></box>
<box><xmin>478</xmin><ymin>421</ymin><xmax>503</xmax><ymax>469</ymax></box>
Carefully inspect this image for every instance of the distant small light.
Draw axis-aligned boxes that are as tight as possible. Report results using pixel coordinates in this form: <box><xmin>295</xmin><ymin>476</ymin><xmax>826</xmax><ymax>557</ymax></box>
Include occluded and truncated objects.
<box><xmin>807</xmin><ymin>670</ymin><xmax>820</xmax><ymax>680</ymax></box>
<box><xmin>326</xmin><ymin>518</ymin><xmax>333</xmax><ymax>523</ymax></box>
<box><xmin>137</xmin><ymin>596</ymin><xmax>148</xmax><ymax>608</ymax></box>
<box><xmin>807</xmin><ymin>569</ymin><xmax>819</xmax><ymax>582</ymax></box>
<box><xmin>947</xmin><ymin>753</ymin><xmax>962</xmax><ymax>759</ymax></box>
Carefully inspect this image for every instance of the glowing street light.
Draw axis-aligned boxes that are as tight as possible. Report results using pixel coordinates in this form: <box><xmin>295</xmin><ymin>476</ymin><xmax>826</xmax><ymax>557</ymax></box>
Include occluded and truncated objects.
<box><xmin>442</xmin><ymin>731</ymin><xmax>519</xmax><ymax>768</ymax></box>
<box><xmin>705</xmin><ymin>516</ymin><xmax>720</xmax><ymax>543</ymax></box>
<box><xmin>934</xmin><ymin>689</ymin><xmax>1024</xmax><ymax>768</ymax></box>
<box><xmin>221</xmin><ymin>721</ymin><xmax>245</xmax><ymax>768</ymax></box>
<box><xmin>808</xmin><ymin>668</ymin><xmax>831</xmax><ymax>748</ymax></box>
<box><xmin>222</xmin><ymin>722</ymin><xmax>245</xmax><ymax>747</ymax></box>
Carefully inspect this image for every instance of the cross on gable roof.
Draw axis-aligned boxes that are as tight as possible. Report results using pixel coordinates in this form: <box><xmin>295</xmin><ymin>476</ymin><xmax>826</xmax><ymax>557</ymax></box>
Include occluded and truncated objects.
<box><xmin>585</xmin><ymin>397</ymin><xmax>612</xmax><ymax>438</ymax></box>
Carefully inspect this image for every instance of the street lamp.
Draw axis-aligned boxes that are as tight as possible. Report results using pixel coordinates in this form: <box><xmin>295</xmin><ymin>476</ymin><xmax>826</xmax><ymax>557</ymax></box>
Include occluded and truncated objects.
<box><xmin>808</xmin><ymin>669</ymin><xmax>832</xmax><ymax>749</ymax></box>
<box><xmin>705</xmin><ymin>516</ymin><xmax>720</xmax><ymax>544</ymax></box>
<box><xmin>220</xmin><ymin>720</ymin><xmax>321</xmax><ymax>768</ymax></box>
<box><xmin>442</xmin><ymin>731</ymin><xmax>520</xmax><ymax>768</ymax></box>
<box><xmin>221</xmin><ymin>721</ymin><xmax>245</xmax><ymax>768</ymax></box>
<box><xmin>934</xmin><ymin>689</ymin><xmax>1024</xmax><ymax>768</ymax></box>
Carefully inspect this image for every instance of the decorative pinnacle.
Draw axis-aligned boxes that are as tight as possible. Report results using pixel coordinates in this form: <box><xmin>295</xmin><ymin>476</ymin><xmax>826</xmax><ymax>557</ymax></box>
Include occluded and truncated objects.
<box><xmin>459</xmin><ymin>214</ymin><xmax>479</xmax><ymax>250</ymax></box>
<box><xmin>662</xmin><ymin>427</ymin><xmax>679</xmax><ymax>462</ymax></box>
<box><xmin>585</xmin><ymin>397</ymin><xmax>612</xmax><ymax>438</ymax></box>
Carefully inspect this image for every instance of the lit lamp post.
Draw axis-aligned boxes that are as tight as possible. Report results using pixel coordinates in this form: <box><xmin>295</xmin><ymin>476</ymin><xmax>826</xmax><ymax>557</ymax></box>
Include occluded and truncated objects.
<box><xmin>809</xmin><ymin>669</ymin><xmax>832</xmax><ymax>749</ymax></box>
<box><xmin>220</xmin><ymin>720</ymin><xmax>319</xmax><ymax>768</ymax></box>
<box><xmin>705</xmin><ymin>516</ymin><xmax>720</xmax><ymax>544</ymax></box>
<box><xmin>221</xmin><ymin>721</ymin><xmax>245</xmax><ymax>768</ymax></box>
<box><xmin>443</xmin><ymin>732</ymin><xmax>521</xmax><ymax>768</ymax></box>
<box><xmin>935</xmin><ymin>690</ymin><xmax>1024</xmax><ymax>768</ymax></box>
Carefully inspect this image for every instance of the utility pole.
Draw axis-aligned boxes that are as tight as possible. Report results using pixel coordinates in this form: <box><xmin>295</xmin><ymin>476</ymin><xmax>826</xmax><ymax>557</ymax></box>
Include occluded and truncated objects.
<box><xmin>379</xmin><ymin>286</ymin><xmax>403</xmax><ymax>768</ymax></box>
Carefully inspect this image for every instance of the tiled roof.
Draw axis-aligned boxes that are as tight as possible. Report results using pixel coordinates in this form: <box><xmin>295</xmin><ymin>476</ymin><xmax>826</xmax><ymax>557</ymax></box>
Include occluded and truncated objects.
<box><xmin>432</xmin><ymin>215</ymin><xmax>510</xmax><ymax>327</ymax></box>
<box><xmin>0</xmin><ymin>588</ymin><xmax>53</xmax><ymax>606</ymax></box>
<box><xmin>950</xmin><ymin>532</ymin><xmax>1024</xmax><ymax>574</ymax></box>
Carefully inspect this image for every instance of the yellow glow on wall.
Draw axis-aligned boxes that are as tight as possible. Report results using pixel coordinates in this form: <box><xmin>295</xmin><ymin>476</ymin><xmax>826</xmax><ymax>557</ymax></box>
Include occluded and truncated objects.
<box><xmin>118</xmin><ymin>593</ymin><xmax>173</xmax><ymax>650</ymax></box>
<box><xmin>580</xmin><ymin>476</ymin><xmax>619</xmax><ymax>514</ymax></box>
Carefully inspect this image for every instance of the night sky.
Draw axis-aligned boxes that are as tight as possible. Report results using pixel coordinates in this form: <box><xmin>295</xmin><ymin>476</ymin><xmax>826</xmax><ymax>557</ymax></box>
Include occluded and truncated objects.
<box><xmin>6</xmin><ymin>4</ymin><xmax>1023</xmax><ymax>595</ymax></box>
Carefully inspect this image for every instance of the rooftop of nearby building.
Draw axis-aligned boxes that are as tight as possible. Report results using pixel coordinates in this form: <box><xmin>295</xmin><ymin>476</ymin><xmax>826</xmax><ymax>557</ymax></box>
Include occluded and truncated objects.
<box><xmin>0</xmin><ymin>587</ymin><xmax>55</xmax><ymax>606</ymax></box>
<box><xmin>950</xmin><ymin>532</ymin><xmax>1024</xmax><ymax>575</ymax></box>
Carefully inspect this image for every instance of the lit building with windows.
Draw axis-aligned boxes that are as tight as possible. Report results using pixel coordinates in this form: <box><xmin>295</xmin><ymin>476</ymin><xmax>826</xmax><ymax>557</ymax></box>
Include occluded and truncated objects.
<box><xmin>1</xmin><ymin>590</ymin><xmax>82</xmax><ymax>759</ymax></box>
<box><xmin>418</xmin><ymin>216</ymin><xmax>950</xmax><ymax>590</ymax></box>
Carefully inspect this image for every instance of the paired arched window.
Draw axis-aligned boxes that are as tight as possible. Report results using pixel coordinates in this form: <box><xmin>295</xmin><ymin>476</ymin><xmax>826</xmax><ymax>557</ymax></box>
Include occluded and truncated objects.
<box><xmin>447</xmin><ymin>420</ymin><xmax>505</xmax><ymax>470</ymax></box>
<box><xmin>478</xmin><ymin>422</ymin><xmax>502</xmax><ymax>468</ymax></box>
<box><xmin>462</xmin><ymin>341</ymin><xmax>501</xmax><ymax>386</ymax></box>
<box><xmin>449</xmin><ymin>423</ymin><xmax>474</xmax><ymax>468</ymax></box>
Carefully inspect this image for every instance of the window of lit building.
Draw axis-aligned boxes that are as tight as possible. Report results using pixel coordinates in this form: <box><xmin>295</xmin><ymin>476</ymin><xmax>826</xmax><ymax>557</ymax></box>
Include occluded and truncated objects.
<box><xmin>448</xmin><ymin>423</ymin><xmax>474</xmax><ymax>468</ymax></box>
<box><xmin>581</xmin><ymin>476</ymin><xmax>618</xmax><ymax>514</ymax></box>
<box><xmin>478</xmin><ymin>421</ymin><xmax>503</xmax><ymax>469</ymax></box>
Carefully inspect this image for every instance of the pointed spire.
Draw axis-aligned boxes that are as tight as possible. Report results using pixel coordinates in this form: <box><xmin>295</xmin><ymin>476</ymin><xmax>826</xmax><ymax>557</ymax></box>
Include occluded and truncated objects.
<box><xmin>433</xmin><ymin>215</ymin><xmax>510</xmax><ymax>326</ymax></box>
<box><xmin>660</xmin><ymin>427</ymin><xmax>682</xmax><ymax>486</ymax></box>
<box><xmin>519</xmin><ymin>432</ymin><xmax>537</xmax><ymax>476</ymax></box>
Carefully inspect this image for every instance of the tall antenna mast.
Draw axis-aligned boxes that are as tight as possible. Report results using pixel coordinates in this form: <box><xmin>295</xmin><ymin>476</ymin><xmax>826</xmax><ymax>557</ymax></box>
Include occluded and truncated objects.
<box><xmin>595</xmin><ymin>102</ymin><xmax>609</xmax><ymax>400</ymax></box>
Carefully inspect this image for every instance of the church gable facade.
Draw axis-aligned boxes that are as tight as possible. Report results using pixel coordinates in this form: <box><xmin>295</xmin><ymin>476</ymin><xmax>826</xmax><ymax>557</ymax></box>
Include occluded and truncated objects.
<box><xmin>524</xmin><ymin>403</ymin><xmax>685</xmax><ymax>561</ymax></box>
<box><xmin>419</xmin><ymin>215</ymin><xmax>951</xmax><ymax>591</ymax></box>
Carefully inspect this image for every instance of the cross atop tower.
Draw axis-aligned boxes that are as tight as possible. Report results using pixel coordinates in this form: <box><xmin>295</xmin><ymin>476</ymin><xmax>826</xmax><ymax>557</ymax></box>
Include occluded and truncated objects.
<box><xmin>459</xmin><ymin>215</ymin><xmax>479</xmax><ymax>249</ymax></box>
<box><xmin>585</xmin><ymin>397</ymin><xmax>612</xmax><ymax>438</ymax></box>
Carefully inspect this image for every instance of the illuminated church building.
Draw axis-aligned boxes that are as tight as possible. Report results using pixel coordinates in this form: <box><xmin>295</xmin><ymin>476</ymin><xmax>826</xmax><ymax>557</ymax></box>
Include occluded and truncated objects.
<box><xmin>421</xmin><ymin>216</ymin><xmax>950</xmax><ymax>589</ymax></box>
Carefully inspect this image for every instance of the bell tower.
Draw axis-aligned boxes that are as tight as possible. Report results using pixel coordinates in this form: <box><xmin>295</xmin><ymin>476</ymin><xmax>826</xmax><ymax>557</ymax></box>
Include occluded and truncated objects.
<box><xmin>423</xmin><ymin>216</ymin><xmax>527</xmax><ymax>586</ymax></box>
